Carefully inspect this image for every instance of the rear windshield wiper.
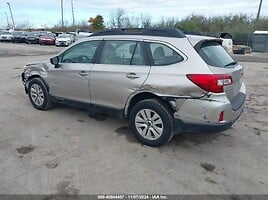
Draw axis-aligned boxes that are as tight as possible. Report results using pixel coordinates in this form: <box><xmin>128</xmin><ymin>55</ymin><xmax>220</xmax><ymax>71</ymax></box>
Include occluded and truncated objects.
<box><xmin>224</xmin><ymin>61</ymin><xmax>238</xmax><ymax>67</ymax></box>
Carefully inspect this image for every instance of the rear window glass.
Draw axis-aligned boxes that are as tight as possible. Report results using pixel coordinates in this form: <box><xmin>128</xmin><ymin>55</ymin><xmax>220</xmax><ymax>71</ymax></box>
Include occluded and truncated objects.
<box><xmin>199</xmin><ymin>42</ymin><xmax>236</xmax><ymax>68</ymax></box>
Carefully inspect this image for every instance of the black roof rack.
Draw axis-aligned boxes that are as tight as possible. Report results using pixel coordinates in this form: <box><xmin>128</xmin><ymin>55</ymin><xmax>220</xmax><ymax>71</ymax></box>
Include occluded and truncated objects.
<box><xmin>90</xmin><ymin>28</ymin><xmax>185</xmax><ymax>38</ymax></box>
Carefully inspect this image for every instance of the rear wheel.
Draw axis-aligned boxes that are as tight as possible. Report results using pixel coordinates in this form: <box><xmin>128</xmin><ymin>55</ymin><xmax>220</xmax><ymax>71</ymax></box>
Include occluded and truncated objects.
<box><xmin>28</xmin><ymin>78</ymin><xmax>53</xmax><ymax>110</ymax></box>
<box><xmin>130</xmin><ymin>99</ymin><xmax>174</xmax><ymax>147</ymax></box>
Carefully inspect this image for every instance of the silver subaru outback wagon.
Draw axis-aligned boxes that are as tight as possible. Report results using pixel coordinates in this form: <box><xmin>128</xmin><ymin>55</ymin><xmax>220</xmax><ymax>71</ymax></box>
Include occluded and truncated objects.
<box><xmin>22</xmin><ymin>28</ymin><xmax>246</xmax><ymax>147</ymax></box>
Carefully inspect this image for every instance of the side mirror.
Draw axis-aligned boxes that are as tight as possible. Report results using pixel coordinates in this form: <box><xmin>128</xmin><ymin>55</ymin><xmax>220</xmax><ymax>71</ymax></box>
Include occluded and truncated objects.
<box><xmin>50</xmin><ymin>56</ymin><xmax>60</xmax><ymax>68</ymax></box>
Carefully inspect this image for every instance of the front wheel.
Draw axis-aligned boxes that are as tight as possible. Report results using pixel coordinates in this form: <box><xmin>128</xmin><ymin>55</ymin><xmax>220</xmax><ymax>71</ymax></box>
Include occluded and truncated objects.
<box><xmin>130</xmin><ymin>99</ymin><xmax>174</xmax><ymax>147</ymax></box>
<box><xmin>28</xmin><ymin>78</ymin><xmax>53</xmax><ymax>110</ymax></box>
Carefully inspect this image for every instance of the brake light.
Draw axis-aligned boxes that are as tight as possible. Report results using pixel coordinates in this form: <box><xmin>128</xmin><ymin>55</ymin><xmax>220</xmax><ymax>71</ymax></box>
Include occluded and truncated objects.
<box><xmin>186</xmin><ymin>74</ymin><xmax>233</xmax><ymax>93</ymax></box>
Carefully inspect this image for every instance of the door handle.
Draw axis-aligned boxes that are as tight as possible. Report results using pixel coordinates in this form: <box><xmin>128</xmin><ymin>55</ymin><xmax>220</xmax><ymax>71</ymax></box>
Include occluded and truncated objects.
<box><xmin>78</xmin><ymin>71</ymin><xmax>88</xmax><ymax>77</ymax></box>
<box><xmin>126</xmin><ymin>72</ymin><xmax>140</xmax><ymax>79</ymax></box>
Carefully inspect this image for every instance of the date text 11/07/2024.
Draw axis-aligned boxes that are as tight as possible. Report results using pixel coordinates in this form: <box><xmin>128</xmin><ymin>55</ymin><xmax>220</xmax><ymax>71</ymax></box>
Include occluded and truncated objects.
<box><xmin>97</xmin><ymin>194</ymin><xmax>168</xmax><ymax>200</ymax></box>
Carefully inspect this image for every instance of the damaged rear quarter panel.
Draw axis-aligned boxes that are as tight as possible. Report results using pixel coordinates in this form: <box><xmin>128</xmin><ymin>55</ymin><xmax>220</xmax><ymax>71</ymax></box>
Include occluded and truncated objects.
<box><xmin>143</xmin><ymin>61</ymin><xmax>210</xmax><ymax>100</ymax></box>
<box><xmin>139</xmin><ymin>38</ymin><xmax>223</xmax><ymax>122</ymax></box>
<box><xmin>142</xmin><ymin>37</ymin><xmax>213</xmax><ymax>99</ymax></box>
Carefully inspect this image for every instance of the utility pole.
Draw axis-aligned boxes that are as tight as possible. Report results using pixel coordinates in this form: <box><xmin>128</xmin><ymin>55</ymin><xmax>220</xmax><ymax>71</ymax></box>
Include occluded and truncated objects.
<box><xmin>256</xmin><ymin>0</ymin><xmax>263</xmax><ymax>21</ymax></box>
<box><xmin>71</xmin><ymin>0</ymin><xmax>75</xmax><ymax>26</ymax></box>
<box><xmin>4</xmin><ymin>12</ymin><xmax>10</xmax><ymax>29</ymax></box>
<box><xmin>6</xmin><ymin>2</ymin><xmax>15</xmax><ymax>29</ymax></box>
<box><xmin>61</xmin><ymin>0</ymin><xmax>64</xmax><ymax>27</ymax></box>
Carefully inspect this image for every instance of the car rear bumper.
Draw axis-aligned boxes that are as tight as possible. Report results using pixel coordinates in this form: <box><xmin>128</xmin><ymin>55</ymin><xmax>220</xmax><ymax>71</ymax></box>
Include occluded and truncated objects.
<box><xmin>174</xmin><ymin>118</ymin><xmax>235</xmax><ymax>133</ymax></box>
<box><xmin>173</xmin><ymin>84</ymin><xmax>246</xmax><ymax>133</ymax></box>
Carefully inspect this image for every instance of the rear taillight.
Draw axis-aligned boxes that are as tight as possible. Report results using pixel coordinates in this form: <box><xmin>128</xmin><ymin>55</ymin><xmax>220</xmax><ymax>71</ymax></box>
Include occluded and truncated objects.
<box><xmin>186</xmin><ymin>74</ymin><xmax>233</xmax><ymax>93</ymax></box>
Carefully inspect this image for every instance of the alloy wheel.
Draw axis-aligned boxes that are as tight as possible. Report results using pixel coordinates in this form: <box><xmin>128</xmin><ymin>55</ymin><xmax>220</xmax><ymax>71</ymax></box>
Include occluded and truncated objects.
<box><xmin>135</xmin><ymin>109</ymin><xmax>164</xmax><ymax>140</ymax></box>
<box><xmin>30</xmin><ymin>84</ymin><xmax>44</xmax><ymax>106</ymax></box>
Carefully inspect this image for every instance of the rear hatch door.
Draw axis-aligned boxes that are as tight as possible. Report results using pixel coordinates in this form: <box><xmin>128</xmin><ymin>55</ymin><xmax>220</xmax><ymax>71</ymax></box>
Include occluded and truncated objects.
<box><xmin>195</xmin><ymin>40</ymin><xmax>244</xmax><ymax>102</ymax></box>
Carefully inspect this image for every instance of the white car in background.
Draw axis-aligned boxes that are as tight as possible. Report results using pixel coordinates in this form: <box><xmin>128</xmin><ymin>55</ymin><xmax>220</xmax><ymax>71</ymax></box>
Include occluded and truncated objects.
<box><xmin>55</xmin><ymin>34</ymin><xmax>74</xmax><ymax>47</ymax></box>
<box><xmin>0</xmin><ymin>31</ymin><xmax>13</xmax><ymax>42</ymax></box>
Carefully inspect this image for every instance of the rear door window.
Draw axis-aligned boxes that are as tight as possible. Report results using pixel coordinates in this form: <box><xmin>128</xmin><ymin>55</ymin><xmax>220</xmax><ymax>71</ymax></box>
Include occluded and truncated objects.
<box><xmin>99</xmin><ymin>40</ymin><xmax>145</xmax><ymax>65</ymax></box>
<box><xmin>198</xmin><ymin>42</ymin><xmax>237</xmax><ymax>68</ymax></box>
<box><xmin>147</xmin><ymin>42</ymin><xmax>184</xmax><ymax>66</ymax></box>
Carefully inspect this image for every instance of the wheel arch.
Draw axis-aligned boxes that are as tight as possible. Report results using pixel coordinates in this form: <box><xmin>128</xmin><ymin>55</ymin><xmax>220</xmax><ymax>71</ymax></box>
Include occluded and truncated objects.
<box><xmin>124</xmin><ymin>92</ymin><xmax>175</xmax><ymax>119</ymax></box>
<box><xmin>26</xmin><ymin>75</ymin><xmax>50</xmax><ymax>93</ymax></box>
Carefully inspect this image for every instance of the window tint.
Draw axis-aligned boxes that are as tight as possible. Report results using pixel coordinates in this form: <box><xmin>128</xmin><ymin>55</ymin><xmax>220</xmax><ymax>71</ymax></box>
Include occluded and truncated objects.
<box><xmin>61</xmin><ymin>41</ymin><xmax>100</xmax><ymax>63</ymax></box>
<box><xmin>148</xmin><ymin>43</ymin><xmax>183</xmax><ymax>66</ymax></box>
<box><xmin>99</xmin><ymin>40</ymin><xmax>145</xmax><ymax>65</ymax></box>
<box><xmin>199</xmin><ymin>42</ymin><xmax>236</xmax><ymax>68</ymax></box>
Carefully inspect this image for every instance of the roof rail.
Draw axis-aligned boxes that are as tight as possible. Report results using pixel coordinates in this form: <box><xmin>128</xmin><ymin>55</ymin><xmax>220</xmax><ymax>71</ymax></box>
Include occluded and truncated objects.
<box><xmin>90</xmin><ymin>28</ymin><xmax>185</xmax><ymax>38</ymax></box>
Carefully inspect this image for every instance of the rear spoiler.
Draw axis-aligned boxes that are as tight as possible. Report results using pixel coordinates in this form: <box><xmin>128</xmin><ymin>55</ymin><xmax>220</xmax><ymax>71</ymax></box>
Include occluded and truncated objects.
<box><xmin>194</xmin><ymin>39</ymin><xmax>223</xmax><ymax>52</ymax></box>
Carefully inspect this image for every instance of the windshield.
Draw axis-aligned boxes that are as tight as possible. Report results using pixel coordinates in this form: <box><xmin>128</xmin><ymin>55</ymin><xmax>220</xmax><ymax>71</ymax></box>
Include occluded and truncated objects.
<box><xmin>28</xmin><ymin>32</ymin><xmax>39</xmax><ymax>36</ymax></box>
<box><xmin>58</xmin><ymin>34</ymin><xmax>71</xmax><ymax>38</ymax></box>
<box><xmin>199</xmin><ymin>42</ymin><xmax>236</xmax><ymax>68</ymax></box>
<box><xmin>42</xmin><ymin>33</ymin><xmax>55</xmax><ymax>37</ymax></box>
<box><xmin>13</xmin><ymin>32</ymin><xmax>24</xmax><ymax>36</ymax></box>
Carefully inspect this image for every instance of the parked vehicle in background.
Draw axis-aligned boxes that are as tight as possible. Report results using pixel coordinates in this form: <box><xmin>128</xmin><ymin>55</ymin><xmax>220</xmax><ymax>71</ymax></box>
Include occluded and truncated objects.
<box><xmin>74</xmin><ymin>32</ymin><xmax>92</xmax><ymax>42</ymax></box>
<box><xmin>67</xmin><ymin>32</ymin><xmax>77</xmax><ymax>36</ymax></box>
<box><xmin>74</xmin><ymin>34</ymin><xmax>88</xmax><ymax>42</ymax></box>
<box><xmin>22</xmin><ymin>28</ymin><xmax>246</xmax><ymax>147</ymax></box>
<box><xmin>54</xmin><ymin>32</ymin><xmax>64</xmax><ymax>37</ymax></box>
<box><xmin>55</xmin><ymin>33</ymin><xmax>74</xmax><ymax>46</ymax></box>
<box><xmin>78</xmin><ymin>31</ymin><xmax>92</xmax><ymax>36</ymax></box>
<box><xmin>12</xmin><ymin>31</ymin><xmax>27</xmax><ymax>43</ymax></box>
<box><xmin>39</xmin><ymin>33</ymin><xmax>56</xmax><ymax>45</ymax></box>
<box><xmin>39</xmin><ymin>31</ymin><xmax>51</xmax><ymax>35</ymax></box>
<box><xmin>0</xmin><ymin>31</ymin><xmax>13</xmax><ymax>42</ymax></box>
<box><xmin>25</xmin><ymin>32</ymin><xmax>41</xmax><ymax>44</ymax></box>
<box><xmin>218</xmin><ymin>32</ymin><xmax>233</xmax><ymax>53</ymax></box>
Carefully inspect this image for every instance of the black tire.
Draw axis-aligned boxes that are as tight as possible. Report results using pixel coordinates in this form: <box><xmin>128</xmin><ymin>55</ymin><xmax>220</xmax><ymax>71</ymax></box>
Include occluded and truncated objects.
<box><xmin>129</xmin><ymin>99</ymin><xmax>174</xmax><ymax>147</ymax></box>
<box><xmin>28</xmin><ymin>78</ymin><xmax>53</xmax><ymax>110</ymax></box>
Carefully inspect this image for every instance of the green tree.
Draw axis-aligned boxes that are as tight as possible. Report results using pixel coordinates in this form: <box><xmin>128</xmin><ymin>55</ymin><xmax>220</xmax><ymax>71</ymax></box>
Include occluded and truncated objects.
<box><xmin>88</xmin><ymin>15</ymin><xmax>105</xmax><ymax>32</ymax></box>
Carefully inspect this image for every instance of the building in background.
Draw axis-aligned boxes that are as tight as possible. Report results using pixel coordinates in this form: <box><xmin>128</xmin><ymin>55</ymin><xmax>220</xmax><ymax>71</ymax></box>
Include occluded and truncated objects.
<box><xmin>252</xmin><ymin>31</ymin><xmax>268</xmax><ymax>52</ymax></box>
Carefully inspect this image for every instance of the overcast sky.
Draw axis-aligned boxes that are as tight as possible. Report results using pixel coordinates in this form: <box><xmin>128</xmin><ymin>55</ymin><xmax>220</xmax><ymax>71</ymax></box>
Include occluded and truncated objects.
<box><xmin>0</xmin><ymin>0</ymin><xmax>267</xmax><ymax>28</ymax></box>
